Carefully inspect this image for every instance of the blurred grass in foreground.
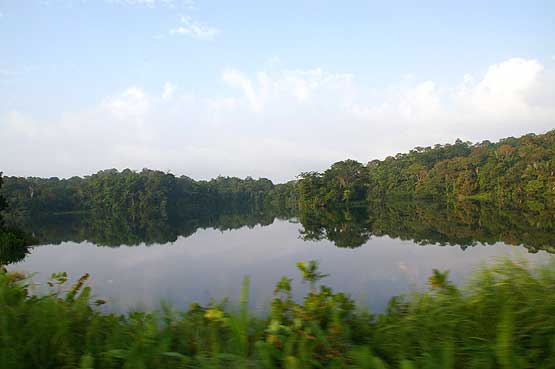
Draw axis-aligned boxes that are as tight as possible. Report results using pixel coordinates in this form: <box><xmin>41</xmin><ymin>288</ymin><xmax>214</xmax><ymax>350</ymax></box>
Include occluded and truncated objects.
<box><xmin>1</xmin><ymin>258</ymin><xmax>554</xmax><ymax>369</ymax></box>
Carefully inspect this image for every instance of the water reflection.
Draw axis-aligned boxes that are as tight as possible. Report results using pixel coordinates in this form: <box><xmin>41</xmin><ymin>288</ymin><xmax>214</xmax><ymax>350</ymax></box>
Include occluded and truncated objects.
<box><xmin>3</xmin><ymin>200</ymin><xmax>554</xmax><ymax>312</ymax></box>
<box><xmin>11</xmin><ymin>207</ymin><xmax>294</xmax><ymax>247</ymax></box>
<box><xmin>0</xmin><ymin>242</ymin><xmax>30</xmax><ymax>265</ymax></box>
<box><xmin>3</xmin><ymin>200</ymin><xmax>555</xmax><ymax>265</ymax></box>
<box><xmin>300</xmin><ymin>200</ymin><xmax>555</xmax><ymax>252</ymax></box>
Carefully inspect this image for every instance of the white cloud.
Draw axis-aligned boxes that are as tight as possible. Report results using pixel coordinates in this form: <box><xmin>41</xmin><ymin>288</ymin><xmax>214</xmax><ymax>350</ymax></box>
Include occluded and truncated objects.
<box><xmin>101</xmin><ymin>86</ymin><xmax>150</xmax><ymax>120</ymax></box>
<box><xmin>222</xmin><ymin>68</ymin><xmax>355</xmax><ymax>113</ymax></box>
<box><xmin>162</xmin><ymin>82</ymin><xmax>176</xmax><ymax>100</ymax></box>
<box><xmin>1</xmin><ymin>58</ymin><xmax>554</xmax><ymax>181</ymax></box>
<box><xmin>457</xmin><ymin>58</ymin><xmax>543</xmax><ymax>114</ymax></box>
<box><xmin>169</xmin><ymin>15</ymin><xmax>220</xmax><ymax>40</ymax></box>
<box><xmin>222</xmin><ymin>69</ymin><xmax>261</xmax><ymax>111</ymax></box>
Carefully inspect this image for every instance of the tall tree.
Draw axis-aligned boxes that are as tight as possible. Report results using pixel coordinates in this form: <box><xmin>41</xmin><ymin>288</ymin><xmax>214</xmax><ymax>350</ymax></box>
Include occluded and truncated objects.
<box><xmin>0</xmin><ymin>172</ymin><xmax>7</xmax><ymax>227</ymax></box>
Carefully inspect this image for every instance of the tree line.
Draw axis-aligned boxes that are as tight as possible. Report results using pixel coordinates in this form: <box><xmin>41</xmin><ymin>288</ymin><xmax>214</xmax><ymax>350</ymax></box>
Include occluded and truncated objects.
<box><xmin>298</xmin><ymin>130</ymin><xmax>555</xmax><ymax>208</ymax></box>
<box><xmin>1</xmin><ymin>169</ymin><xmax>297</xmax><ymax>220</ymax></box>
<box><xmin>2</xmin><ymin>130</ymin><xmax>554</xmax><ymax>222</ymax></box>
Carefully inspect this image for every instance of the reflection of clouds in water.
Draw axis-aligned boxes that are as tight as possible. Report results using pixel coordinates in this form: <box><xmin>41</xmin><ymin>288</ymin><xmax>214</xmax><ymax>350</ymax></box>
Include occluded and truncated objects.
<box><xmin>8</xmin><ymin>220</ymin><xmax>551</xmax><ymax>314</ymax></box>
<box><xmin>397</xmin><ymin>261</ymin><xmax>419</xmax><ymax>284</ymax></box>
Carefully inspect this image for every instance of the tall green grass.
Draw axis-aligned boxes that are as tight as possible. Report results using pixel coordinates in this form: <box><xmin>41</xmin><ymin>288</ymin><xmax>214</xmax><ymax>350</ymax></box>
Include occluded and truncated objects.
<box><xmin>1</xmin><ymin>258</ymin><xmax>554</xmax><ymax>369</ymax></box>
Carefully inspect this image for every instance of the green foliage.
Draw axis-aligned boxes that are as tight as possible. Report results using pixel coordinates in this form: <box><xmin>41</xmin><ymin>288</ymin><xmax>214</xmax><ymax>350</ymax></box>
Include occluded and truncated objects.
<box><xmin>0</xmin><ymin>169</ymin><xmax>298</xmax><ymax>258</ymax></box>
<box><xmin>0</xmin><ymin>172</ymin><xmax>7</xmax><ymax>221</ymax></box>
<box><xmin>4</xmin><ymin>130</ymin><xmax>554</xmax><ymax>248</ymax></box>
<box><xmin>297</xmin><ymin>160</ymin><xmax>368</xmax><ymax>208</ymax></box>
<box><xmin>0</xmin><ymin>172</ymin><xmax>36</xmax><ymax>265</ymax></box>
<box><xmin>298</xmin><ymin>130</ymin><xmax>555</xmax><ymax>207</ymax></box>
<box><xmin>1</xmin><ymin>259</ymin><xmax>554</xmax><ymax>368</ymax></box>
<box><xmin>0</xmin><ymin>172</ymin><xmax>8</xmax><ymax>230</ymax></box>
<box><xmin>0</xmin><ymin>169</ymin><xmax>298</xmax><ymax>220</ymax></box>
<box><xmin>296</xmin><ymin>260</ymin><xmax>329</xmax><ymax>291</ymax></box>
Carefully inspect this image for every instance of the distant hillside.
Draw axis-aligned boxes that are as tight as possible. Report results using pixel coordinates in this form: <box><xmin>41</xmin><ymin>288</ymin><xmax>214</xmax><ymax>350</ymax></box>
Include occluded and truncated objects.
<box><xmin>0</xmin><ymin>169</ymin><xmax>297</xmax><ymax>219</ymax></box>
<box><xmin>298</xmin><ymin>130</ymin><xmax>555</xmax><ymax>207</ymax></box>
<box><xmin>2</xmin><ymin>130</ymin><xmax>554</xmax><ymax>217</ymax></box>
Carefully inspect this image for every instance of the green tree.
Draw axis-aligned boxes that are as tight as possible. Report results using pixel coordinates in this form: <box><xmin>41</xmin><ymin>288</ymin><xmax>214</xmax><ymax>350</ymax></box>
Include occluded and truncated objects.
<box><xmin>0</xmin><ymin>172</ymin><xmax>7</xmax><ymax>227</ymax></box>
<box><xmin>298</xmin><ymin>130</ymin><xmax>555</xmax><ymax>206</ymax></box>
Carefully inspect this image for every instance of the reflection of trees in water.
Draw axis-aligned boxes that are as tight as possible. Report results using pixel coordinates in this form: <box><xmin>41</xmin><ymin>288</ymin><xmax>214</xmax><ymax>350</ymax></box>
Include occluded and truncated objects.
<box><xmin>0</xmin><ymin>240</ymin><xmax>30</xmax><ymax>265</ymax></box>
<box><xmin>298</xmin><ymin>200</ymin><xmax>555</xmax><ymax>252</ymax></box>
<box><xmin>11</xmin><ymin>205</ymin><xmax>295</xmax><ymax>248</ymax></box>
<box><xmin>299</xmin><ymin>206</ymin><xmax>371</xmax><ymax>248</ymax></box>
<box><xmin>0</xmin><ymin>173</ymin><xmax>33</xmax><ymax>265</ymax></box>
<box><xmin>7</xmin><ymin>199</ymin><xmax>555</xmax><ymax>263</ymax></box>
<box><xmin>0</xmin><ymin>227</ymin><xmax>35</xmax><ymax>265</ymax></box>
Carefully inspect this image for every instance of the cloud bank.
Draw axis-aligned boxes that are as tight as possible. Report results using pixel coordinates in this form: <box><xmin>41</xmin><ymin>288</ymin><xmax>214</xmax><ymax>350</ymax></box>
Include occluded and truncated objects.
<box><xmin>1</xmin><ymin>58</ymin><xmax>553</xmax><ymax>181</ymax></box>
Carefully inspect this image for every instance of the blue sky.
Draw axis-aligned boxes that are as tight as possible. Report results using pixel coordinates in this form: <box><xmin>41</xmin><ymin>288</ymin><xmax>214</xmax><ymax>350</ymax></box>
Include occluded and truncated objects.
<box><xmin>1</xmin><ymin>0</ymin><xmax>554</xmax><ymax>181</ymax></box>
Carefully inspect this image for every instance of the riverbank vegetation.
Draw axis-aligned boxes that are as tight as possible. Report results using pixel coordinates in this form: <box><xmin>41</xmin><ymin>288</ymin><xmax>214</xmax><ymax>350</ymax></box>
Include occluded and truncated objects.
<box><xmin>1</xmin><ymin>131</ymin><xmax>553</xmax><ymax>222</ymax></box>
<box><xmin>2</xmin><ymin>131</ymin><xmax>555</xmax><ymax>257</ymax></box>
<box><xmin>1</xmin><ymin>258</ymin><xmax>554</xmax><ymax>369</ymax></box>
<box><xmin>0</xmin><ymin>169</ymin><xmax>297</xmax><ymax>220</ymax></box>
<box><xmin>297</xmin><ymin>130</ymin><xmax>555</xmax><ymax>208</ymax></box>
<box><xmin>1</xmin><ymin>132</ymin><xmax>555</xmax><ymax>368</ymax></box>
<box><xmin>0</xmin><ymin>173</ymin><xmax>35</xmax><ymax>264</ymax></box>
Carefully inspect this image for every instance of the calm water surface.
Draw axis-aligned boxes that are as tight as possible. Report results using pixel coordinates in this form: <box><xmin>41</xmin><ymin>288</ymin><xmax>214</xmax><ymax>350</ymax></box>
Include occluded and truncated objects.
<box><xmin>8</xmin><ymin>208</ymin><xmax>553</xmax><ymax>313</ymax></box>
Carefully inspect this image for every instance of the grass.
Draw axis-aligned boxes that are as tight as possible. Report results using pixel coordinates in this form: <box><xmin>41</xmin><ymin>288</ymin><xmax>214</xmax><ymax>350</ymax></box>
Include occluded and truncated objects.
<box><xmin>0</xmin><ymin>258</ymin><xmax>554</xmax><ymax>369</ymax></box>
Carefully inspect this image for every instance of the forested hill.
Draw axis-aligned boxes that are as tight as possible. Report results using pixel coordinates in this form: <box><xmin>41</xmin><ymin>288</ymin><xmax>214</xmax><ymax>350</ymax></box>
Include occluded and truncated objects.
<box><xmin>298</xmin><ymin>130</ymin><xmax>555</xmax><ymax>207</ymax></box>
<box><xmin>2</xmin><ymin>130</ymin><xmax>554</xmax><ymax>217</ymax></box>
<box><xmin>0</xmin><ymin>169</ymin><xmax>297</xmax><ymax>218</ymax></box>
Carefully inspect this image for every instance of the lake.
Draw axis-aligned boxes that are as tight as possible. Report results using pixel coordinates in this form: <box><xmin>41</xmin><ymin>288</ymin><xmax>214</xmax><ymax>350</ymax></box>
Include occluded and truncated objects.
<box><xmin>6</xmin><ymin>201</ymin><xmax>555</xmax><ymax>313</ymax></box>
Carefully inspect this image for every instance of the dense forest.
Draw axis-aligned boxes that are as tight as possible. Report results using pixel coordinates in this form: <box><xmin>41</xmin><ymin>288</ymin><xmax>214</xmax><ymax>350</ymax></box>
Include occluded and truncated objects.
<box><xmin>298</xmin><ymin>130</ymin><xmax>555</xmax><ymax>207</ymax></box>
<box><xmin>2</xmin><ymin>130</ymin><xmax>555</xmax><ymax>258</ymax></box>
<box><xmin>2</xmin><ymin>131</ymin><xmax>554</xmax><ymax>218</ymax></box>
<box><xmin>0</xmin><ymin>170</ymin><xmax>298</xmax><ymax>263</ymax></box>
<box><xmin>1</xmin><ymin>169</ymin><xmax>297</xmax><ymax>220</ymax></box>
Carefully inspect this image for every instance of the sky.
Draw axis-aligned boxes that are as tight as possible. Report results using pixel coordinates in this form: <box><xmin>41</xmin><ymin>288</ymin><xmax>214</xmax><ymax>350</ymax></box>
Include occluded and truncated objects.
<box><xmin>0</xmin><ymin>0</ymin><xmax>554</xmax><ymax>182</ymax></box>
